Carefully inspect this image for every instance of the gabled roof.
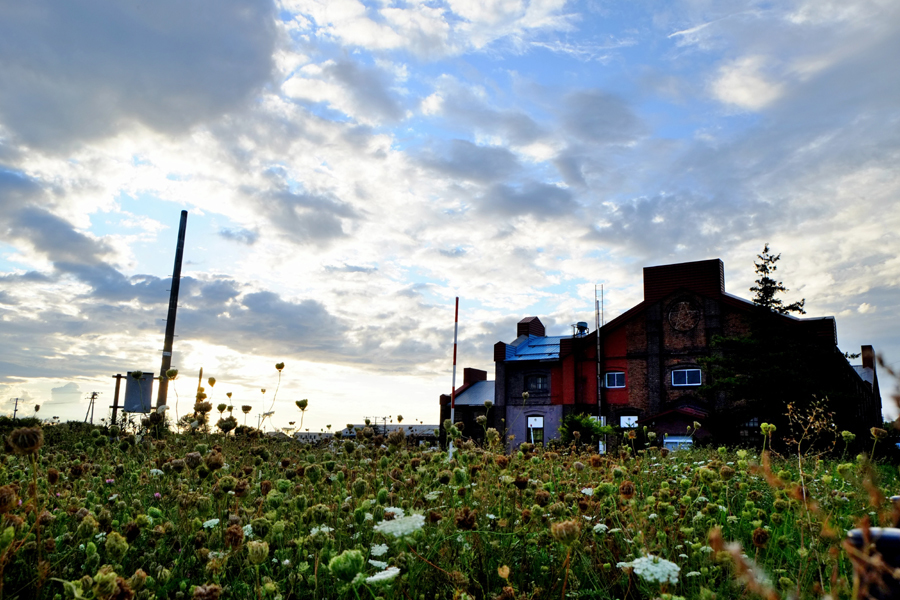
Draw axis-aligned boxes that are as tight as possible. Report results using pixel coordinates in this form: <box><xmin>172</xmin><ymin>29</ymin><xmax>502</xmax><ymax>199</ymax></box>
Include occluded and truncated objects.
<box><xmin>453</xmin><ymin>380</ymin><xmax>495</xmax><ymax>406</ymax></box>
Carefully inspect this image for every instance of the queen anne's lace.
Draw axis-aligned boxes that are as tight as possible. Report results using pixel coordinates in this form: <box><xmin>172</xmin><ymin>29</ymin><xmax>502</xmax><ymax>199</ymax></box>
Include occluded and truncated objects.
<box><xmin>366</xmin><ymin>566</ymin><xmax>400</xmax><ymax>583</ymax></box>
<box><xmin>617</xmin><ymin>554</ymin><xmax>680</xmax><ymax>585</ymax></box>
<box><xmin>373</xmin><ymin>514</ymin><xmax>425</xmax><ymax>538</ymax></box>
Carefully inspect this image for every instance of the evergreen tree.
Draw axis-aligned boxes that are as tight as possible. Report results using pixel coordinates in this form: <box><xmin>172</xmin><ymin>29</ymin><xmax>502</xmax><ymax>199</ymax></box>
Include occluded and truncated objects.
<box><xmin>749</xmin><ymin>244</ymin><xmax>806</xmax><ymax>315</ymax></box>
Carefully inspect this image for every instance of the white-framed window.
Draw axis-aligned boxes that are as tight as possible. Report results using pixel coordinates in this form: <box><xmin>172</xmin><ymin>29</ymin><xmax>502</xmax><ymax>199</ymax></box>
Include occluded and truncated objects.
<box><xmin>663</xmin><ymin>435</ymin><xmax>693</xmax><ymax>451</ymax></box>
<box><xmin>605</xmin><ymin>371</ymin><xmax>625</xmax><ymax>388</ymax></box>
<box><xmin>526</xmin><ymin>374</ymin><xmax>548</xmax><ymax>392</ymax></box>
<box><xmin>527</xmin><ymin>416</ymin><xmax>544</xmax><ymax>444</ymax></box>
<box><xmin>672</xmin><ymin>369</ymin><xmax>701</xmax><ymax>387</ymax></box>
<box><xmin>620</xmin><ymin>415</ymin><xmax>638</xmax><ymax>428</ymax></box>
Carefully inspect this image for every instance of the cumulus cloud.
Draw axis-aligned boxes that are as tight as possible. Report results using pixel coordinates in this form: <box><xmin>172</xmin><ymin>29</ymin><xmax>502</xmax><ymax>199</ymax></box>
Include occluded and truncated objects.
<box><xmin>0</xmin><ymin>0</ymin><xmax>277</xmax><ymax>150</ymax></box>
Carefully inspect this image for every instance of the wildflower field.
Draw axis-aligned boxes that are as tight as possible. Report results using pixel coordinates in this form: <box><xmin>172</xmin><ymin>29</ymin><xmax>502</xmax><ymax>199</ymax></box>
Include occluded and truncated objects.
<box><xmin>1</xmin><ymin>420</ymin><xmax>898</xmax><ymax>600</ymax></box>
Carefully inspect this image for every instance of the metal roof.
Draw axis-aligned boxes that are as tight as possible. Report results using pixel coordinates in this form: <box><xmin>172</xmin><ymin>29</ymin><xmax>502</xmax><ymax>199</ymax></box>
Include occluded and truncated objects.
<box><xmin>503</xmin><ymin>335</ymin><xmax>567</xmax><ymax>362</ymax></box>
<box><xmin>852</xmin><ymin>365</ymin><xmax>875</xmax><ymax>385</ymax></box>
<box><xmin>453</xmin><ymin>380</ymin><xmax>495</xmax><ymax>406</ymax></box>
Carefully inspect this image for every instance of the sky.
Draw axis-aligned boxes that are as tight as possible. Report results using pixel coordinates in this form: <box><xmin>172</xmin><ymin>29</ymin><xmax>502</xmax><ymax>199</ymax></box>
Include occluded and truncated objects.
<box><xmin>1</xmin><ymin>0</ymin><xmax>898</xmax><ymax>432</ymax></box>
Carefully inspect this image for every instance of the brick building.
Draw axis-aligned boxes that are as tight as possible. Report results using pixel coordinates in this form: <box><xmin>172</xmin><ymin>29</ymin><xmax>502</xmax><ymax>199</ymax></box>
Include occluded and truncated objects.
<box><xmin>486</xmin><ymin>258</ymin><xmax>882</xmax><ymax>448</ymax></box>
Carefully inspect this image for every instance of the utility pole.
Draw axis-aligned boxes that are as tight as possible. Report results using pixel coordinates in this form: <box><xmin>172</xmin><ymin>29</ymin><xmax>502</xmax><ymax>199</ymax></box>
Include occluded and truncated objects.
<box><xmin>12</xmin><ymin>397</ymin><xmax>19</xmax><ymax>421</ymax></box>
<box><xmin>156</xmin><ymin>210</ymin><xmax>188</xmax><ymax>410</ymax></box>
<box><xmin>84</xmin><ymin>392</ymin><xmax>99</xmax><ymax>425</ymax></box>
<box><xmin>110</xmin><ymin>374</ymin><xmax>124</xmax><ymax>424</ymax></box>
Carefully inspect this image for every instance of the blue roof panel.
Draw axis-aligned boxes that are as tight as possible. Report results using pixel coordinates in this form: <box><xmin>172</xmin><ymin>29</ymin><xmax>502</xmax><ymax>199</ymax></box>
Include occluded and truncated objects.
<box><xmin>504</xmin><ymin>335</ymin><xmax>566</xmax><ymax>362</ymax></box>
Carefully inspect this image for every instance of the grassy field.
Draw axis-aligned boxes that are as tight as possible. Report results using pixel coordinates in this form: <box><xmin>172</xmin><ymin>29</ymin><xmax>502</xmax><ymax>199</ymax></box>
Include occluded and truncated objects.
<box><xmin>0</xmin><ymin>418</ymin><xmax>897</xmax><ymax>600</ymax></box>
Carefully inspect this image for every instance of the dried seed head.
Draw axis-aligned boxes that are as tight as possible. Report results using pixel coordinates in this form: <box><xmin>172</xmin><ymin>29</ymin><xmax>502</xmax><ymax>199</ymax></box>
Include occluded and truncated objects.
<box><xmin>7</xmin><ymin>427</ymin><xmax>43</xmax><ymax>455</ymax></box>
<box><xmin>550</xmin><ymin>519</ymin><xmax>580</xmax><ymax>545</ymax></box>
<box><xmin>0</xmin><ymin>485</ymin><xmax>18</xmax><ymax>514</ymax></box>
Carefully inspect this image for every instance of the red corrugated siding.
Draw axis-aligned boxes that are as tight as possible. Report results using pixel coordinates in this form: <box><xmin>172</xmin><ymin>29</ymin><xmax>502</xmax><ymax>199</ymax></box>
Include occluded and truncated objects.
<box><xmin>550</xmin><ymin>365</ymin><xmax>564</xmax><ymax>404</ymax></box>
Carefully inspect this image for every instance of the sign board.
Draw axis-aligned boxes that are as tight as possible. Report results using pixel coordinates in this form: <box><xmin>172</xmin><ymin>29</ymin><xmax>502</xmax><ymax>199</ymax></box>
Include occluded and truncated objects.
<box><xmin>527</xmin><ymin>416</ymin><xmax>543</xmax><ymax>428</ymax></box>
<box><xmin>123</xmin><ymin>372</ymin><xmax>154</xmax><ymax>413</ymax></box>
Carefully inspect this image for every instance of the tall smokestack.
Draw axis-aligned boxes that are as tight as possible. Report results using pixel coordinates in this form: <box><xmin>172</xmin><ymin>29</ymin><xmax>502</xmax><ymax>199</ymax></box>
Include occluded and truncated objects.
<box><xmin>156</xmin><ymin>210</ymin><xmax>188</xmax><ymax>409</ymax></box>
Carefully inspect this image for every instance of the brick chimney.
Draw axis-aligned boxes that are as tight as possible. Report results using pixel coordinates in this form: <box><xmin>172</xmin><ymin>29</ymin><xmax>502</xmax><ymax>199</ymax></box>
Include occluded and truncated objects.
<box><xmin>517</xmin><ymin>316</ymin><xmax>545</xmax><ymax>337</ymax></box>
<box><xmin>862</xmin><ymin>345</ymin><xmax>875</xmax><ymax>370</ymax></box>
<box><xmin>463</xmin><ymin>368</ymin><xmax>487</xmax><ymax>385</ymax></box>
<box><xmin>643</xmin><ymin>259</ymin><xmax>725</xmax><ymax>303</ymax></box>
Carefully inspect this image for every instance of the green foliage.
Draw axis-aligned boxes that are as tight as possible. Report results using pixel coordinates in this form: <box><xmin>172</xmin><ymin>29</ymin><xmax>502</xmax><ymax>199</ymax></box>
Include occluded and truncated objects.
<box><xmin>558</xmin><ymin>413</ymin><xmax>613</xmax><ymax>446</ymax></box>
<box><xmin>2</xmin><ymin>421</ymin><xmax>895</xmax><ymax>600</ymax></box>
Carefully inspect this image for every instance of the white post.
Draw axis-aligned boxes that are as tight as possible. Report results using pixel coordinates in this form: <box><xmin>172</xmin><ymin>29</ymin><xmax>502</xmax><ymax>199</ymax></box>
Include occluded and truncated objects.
<box><xmin>448</xmin><ymin>297</ymin><xmax>459</xmax><ymax>460</ymax></box>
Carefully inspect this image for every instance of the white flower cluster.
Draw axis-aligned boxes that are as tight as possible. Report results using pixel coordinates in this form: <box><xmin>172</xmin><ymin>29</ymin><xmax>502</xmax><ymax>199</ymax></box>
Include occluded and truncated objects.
<box><xmin>365</xmin><ymin>566</ymin><xmax>400</xmax><ymax>584</ymax></box>
<box><xmin>310</xmin><ymin>525</ymin><xmax>334</xmax><ymax>536</ymax></box>
<box><xmin>593</xmin><ymin>523</ymin><xmax>609</xmax><ymax>534</ymax></box>
<box><xmin>368</xmin><ymin>559</ymin><xmax>388</xmax><ymax>569</ymax></box>
<box><xmin>149</xmin><ymin>469</ymin><xmax>164</xmax><ymax>476</ymax></box>
<box><xmin>373</xmin><ymin>514</ymin><xmax>426</xmax><ymax>538</ymax></box>
<box><xmin>202</xmin><ymin>518</ymin><xmax>220</xmax><ymax>529</ymax></box>
<box><xmin>384</xmin><ymin>506</ymin><xmax>405</xmax><ymax>518</ymax></box>
<box><xmin>370</xmin><ymin>543</ymin><xmax>389</xmax><ymax>557</ymax></box>
<box><xmin>242</xmin><ymin>524</ymin><xmax>254</xmax><ymax>538</ymax></box>
<box><xmin>617</xmin><ymin>554</ymin><xmax>680</xmax><ymax>585</ymax></box>
<box><xmin>581</xmin><ymin>487</ymin><xmax>594</xmax><ymax>496</ymax></box>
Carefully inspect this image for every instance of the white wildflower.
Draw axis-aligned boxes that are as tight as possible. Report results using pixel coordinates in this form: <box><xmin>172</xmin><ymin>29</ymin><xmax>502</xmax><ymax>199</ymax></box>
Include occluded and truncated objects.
<box><xmin>365</xmin><ymin>566</ymin><xmax>401</xmax><ymax>584</ymax></box>
<box><xmin>384</xmin><ymin>507</ymin><xmax>405</xmax><ymax>518</ymax></box>
<box><xmin>203</xmin><ymin>518</ymin><xmax>220</xmax><ymax>529</ymax></box>
<box><xmin>374</xmin><ymin>514</ymin><xmax>426</xmax><ymax>538</ymax></box>
<box><xmin>648</xmin><ymin>513</ymin><xmax>658</xmax><ymax>520</ymax></box>
<box><xmin>487</xmin><ymin>513</ymin><xmax>498</xmax><ymax>520</ymax></box>
<box><xmin>593</xmin><ymin>523</ymin><xmax>609</xmax><ymax>534</ymax></box>
<box><xmin>282</xmin><ymin>559</ymin><xmax>291</xmax><ymax>566</ymax></box>
<box><xmin>108</xmin><ymin>494</ymin><xmax>118</xmax><ymax>501</ymax></box>
<box><xmin>616</xmin><ymin>554</ymin><xmax>680</xmax><ymax>585</ymax></box>
<box><xmin>149</xmin><ymin>469</ymin><xmax>164</xmax><ymax>476</ymax></box>
<box><xmin>242</xmin><ymin>524</ymin><xmax>254</xmax><ymax>538</ymax></box>
<box><xmin>700</xmin><ymin>546</ymin><xmax>713</xmax><ymax>554</ymax></box>
<box><xmin>368</xmin><ymin>559</ymin><xmax>388</xmax><ymax>569</ymax></box>
<box><xmin>686</xmin><ymin>571</ymin><xmax>701</xmax><ymax>577</ymax></box>
<box><xmin>425</xmin><ymin>490</ymin><xmax>441</xmax><ymax>501</ymax></box>
<box><xmin>310</xmin><ymin>525</ymin><xmax>334</xmax><ymax>536</ymax></box>
<box><xmin>370</xmin><ymin>544</ymin><xmax>389</xmax><ymax>557</ymax></box>
<box><xmin>581</xmin><ymin>487</ymin><xmax>594</xmax><ymax>496</ymax></box>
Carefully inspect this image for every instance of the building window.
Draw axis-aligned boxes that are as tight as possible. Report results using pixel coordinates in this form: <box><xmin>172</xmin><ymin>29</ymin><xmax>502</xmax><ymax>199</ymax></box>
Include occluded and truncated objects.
<box><xmin>740</xmin><ymin>417</ymin><xmax>760</xmax><ymax>439</ymax></box>
<box><xmin>663</xmin><ymin>435</ymin><xmax>693</xmax><ymax>451</ymax></box>
<box><xmin>605</xmin><ymin>371</ymin><xmax>625</xmax><ymax>388</ymax></box>
<box><xmin>527</xmin><ymin>416</ymin><xmax>544</xmax><ymax>444</ymax></box>
<box><xmin>525</xmin><ymin>374</ymin><xmax>548</xmax><ymax>392</ymax></box>
<box><xmin>620</xmin><ymin>415</ymin><xmax>638</xmax><ymax>428</ymax></box>
<box><xmin>672</xmin><ymin>369</ymin><xmax>701</xmax><ymax>387</ymax></box>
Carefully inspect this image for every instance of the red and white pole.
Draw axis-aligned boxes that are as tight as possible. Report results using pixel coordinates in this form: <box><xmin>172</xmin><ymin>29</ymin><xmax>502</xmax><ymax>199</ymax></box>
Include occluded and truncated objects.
<box><xmin>449</xmin><ymin>296</ymin><xmax>459</xmax><ymax>459</ymax></box>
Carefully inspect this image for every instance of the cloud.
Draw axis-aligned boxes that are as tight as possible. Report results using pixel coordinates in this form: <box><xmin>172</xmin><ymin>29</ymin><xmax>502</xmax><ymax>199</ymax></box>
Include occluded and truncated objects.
<box><xmin>560</xmin><ymin>90</ymin><xmax>644</xmax><ymax>145</ymax></box>
<box><xmin>711</xmin><ymin>56</ymin><xmax>784</xmax><ymax>111</ymax></box>
<box><xmin>0</xmin><ymin>0</ymin><xmax>277</xmax><ymax>149</ymax></box>
<box><xmin>283</xmin><ymin>59</ymin><xmax>406</xmax><ymax>125</ymax></box>
<box><xmin>419</xmin><ymin>139</ymin><xmax>521</xmax><ymax>183</ymax></box>
<box><xmin>219</xmin><ymin>227</ymin><xmax>260</xmax><ymax>245</ymax></box>
<box><xmin>478</xmin><ymin>182</ymin><xmax>578</xmax><ymax>218</ymax></box>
